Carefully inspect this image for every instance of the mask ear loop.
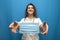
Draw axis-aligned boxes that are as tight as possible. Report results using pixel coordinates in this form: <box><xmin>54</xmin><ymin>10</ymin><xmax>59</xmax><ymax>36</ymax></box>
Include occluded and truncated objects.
<box><xmin>33</xmin><ymin>18</ymin><xmax>34</xmax><ymax>23</ymax></box>
<box><xmin>24</xmin><ymin>18</ymin><xmax>26</xmax><ymax>22</ymax></box>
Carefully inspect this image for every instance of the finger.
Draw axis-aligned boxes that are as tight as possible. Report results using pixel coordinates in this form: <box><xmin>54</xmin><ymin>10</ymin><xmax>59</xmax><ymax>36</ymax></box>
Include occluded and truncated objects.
<box><xmin>14</xmin><ymin>21</ymin><xmax>18</xmax><ymax>27</ymax></box>
<box><xmin>9</xmin><ymin>22</ymin><xmax>14</xmax><ymax>28</ymax></box>
<box><xmin>43</xmin><ymin>21</ymin><xmax>46</xmax><ymax>26</ymax></box>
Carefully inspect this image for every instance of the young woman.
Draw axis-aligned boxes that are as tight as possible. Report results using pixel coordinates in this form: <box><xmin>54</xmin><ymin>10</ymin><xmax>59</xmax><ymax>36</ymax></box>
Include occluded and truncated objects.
<box><xmin>9</xmin><ymin>3</ymin><xmax>48</xmax><ymax>40</ymax></box>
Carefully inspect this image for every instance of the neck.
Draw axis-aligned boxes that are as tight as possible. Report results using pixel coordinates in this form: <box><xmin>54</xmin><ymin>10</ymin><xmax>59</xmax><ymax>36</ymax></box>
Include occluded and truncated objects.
<box><xmin>28</xmin><ymin>14</ymin><xmax>34</xmax><ymax>19</ymax></box>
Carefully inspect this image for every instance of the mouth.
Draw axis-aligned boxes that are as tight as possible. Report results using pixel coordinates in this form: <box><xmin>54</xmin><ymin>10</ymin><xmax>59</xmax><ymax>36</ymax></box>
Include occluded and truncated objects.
<box><xmin>29</xmin><ymin>10</ymin><xmax>33</xmax><ymax>12</ymax></box>
<box><xmin>29</xmin><ymin>11</ymin><xmax>33</xmax><ymax>13</ymax></box>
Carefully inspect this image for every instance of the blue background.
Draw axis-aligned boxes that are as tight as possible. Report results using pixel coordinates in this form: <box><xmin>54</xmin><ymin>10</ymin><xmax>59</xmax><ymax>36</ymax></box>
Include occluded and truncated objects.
<box><xmin>0</xmin><ymin>0</ymin><xmax>60</xmax><ymax>40</ymax></box>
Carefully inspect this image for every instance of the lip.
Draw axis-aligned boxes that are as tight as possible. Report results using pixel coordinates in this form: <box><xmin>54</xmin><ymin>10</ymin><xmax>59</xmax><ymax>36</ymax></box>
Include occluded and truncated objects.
<box><xmin>29</xmin><ymin>10</ymin><xmax>32</xmax><ymax>11</ymax></box>
<box><xmin>28</xmin><ymin>11</ymin><xmax>33</xmax><ymax>12</ymax></box>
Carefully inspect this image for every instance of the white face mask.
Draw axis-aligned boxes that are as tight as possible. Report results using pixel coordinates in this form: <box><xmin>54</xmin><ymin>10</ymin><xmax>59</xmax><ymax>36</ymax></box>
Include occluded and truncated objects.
<box><xmin>27</xmin><ymin>5</ymin><xmax>34</xmax><ymax>15</ymax></box>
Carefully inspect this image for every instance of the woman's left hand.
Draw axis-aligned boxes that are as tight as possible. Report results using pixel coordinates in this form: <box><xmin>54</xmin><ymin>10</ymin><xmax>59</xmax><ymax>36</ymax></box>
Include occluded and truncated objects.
<box><xmin>40</xmin><ymin>21</ymin><xmax>48</xmax><ymax>35</ymax></box>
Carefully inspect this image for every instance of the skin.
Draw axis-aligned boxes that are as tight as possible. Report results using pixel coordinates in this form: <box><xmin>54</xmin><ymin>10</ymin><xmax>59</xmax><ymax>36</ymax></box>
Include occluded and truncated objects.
<box><xmin>40</xmin><ymin>21</ymin><xmax>48</xmax><ymax>35</ymax></box>
<box><xmin>9</xmin><ymin>5</ymin><xmax>48</xmax><ymax>35</ymax></box>
<box><xmin>27</xmin><ymin>5</ymin><xmax>34</xmax><ymax>15</ymax></box>
<box><xmin>9</xmin><ymin>21</ymin><xmax>19</xmax><ymax>33</ymax></box>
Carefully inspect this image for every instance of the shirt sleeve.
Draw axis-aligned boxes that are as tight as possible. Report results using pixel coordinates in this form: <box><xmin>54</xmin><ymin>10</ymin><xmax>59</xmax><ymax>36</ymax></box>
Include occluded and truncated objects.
<box><xmin>38</xmin><ymin>18</ymin><xmax>43</xmax><ymax>26</ymax></box>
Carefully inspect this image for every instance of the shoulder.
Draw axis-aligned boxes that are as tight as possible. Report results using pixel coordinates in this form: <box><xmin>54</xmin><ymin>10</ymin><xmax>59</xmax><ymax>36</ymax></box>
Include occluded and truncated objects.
<box><xmin>18</xmin><ymin>18</ymin><xmax>25</xmax><ymax>23</ymax></box>
<box><xmin>21</xmin><ymin>18</ymin><xmax>25</xmax><ymax>20</ymax></box>
<box><xmin>35</xmin><ymin>18</ymin><xmax>41</xmax><ymax>20</ymax></box>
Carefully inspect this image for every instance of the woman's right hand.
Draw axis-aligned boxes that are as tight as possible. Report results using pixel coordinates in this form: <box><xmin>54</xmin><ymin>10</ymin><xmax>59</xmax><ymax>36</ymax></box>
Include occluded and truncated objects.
<box><xmin>9</xmin><ymin>21</ymin><xmax>19</xmax><ymax>33</ymax></box>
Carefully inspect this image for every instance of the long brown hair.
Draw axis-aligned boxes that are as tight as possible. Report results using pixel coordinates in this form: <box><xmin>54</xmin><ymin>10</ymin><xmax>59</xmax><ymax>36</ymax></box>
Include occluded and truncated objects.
<box><xmin>25</xmin><ymin>3</ymin><xmax>37</xmax><ymax>18</ymax></box>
